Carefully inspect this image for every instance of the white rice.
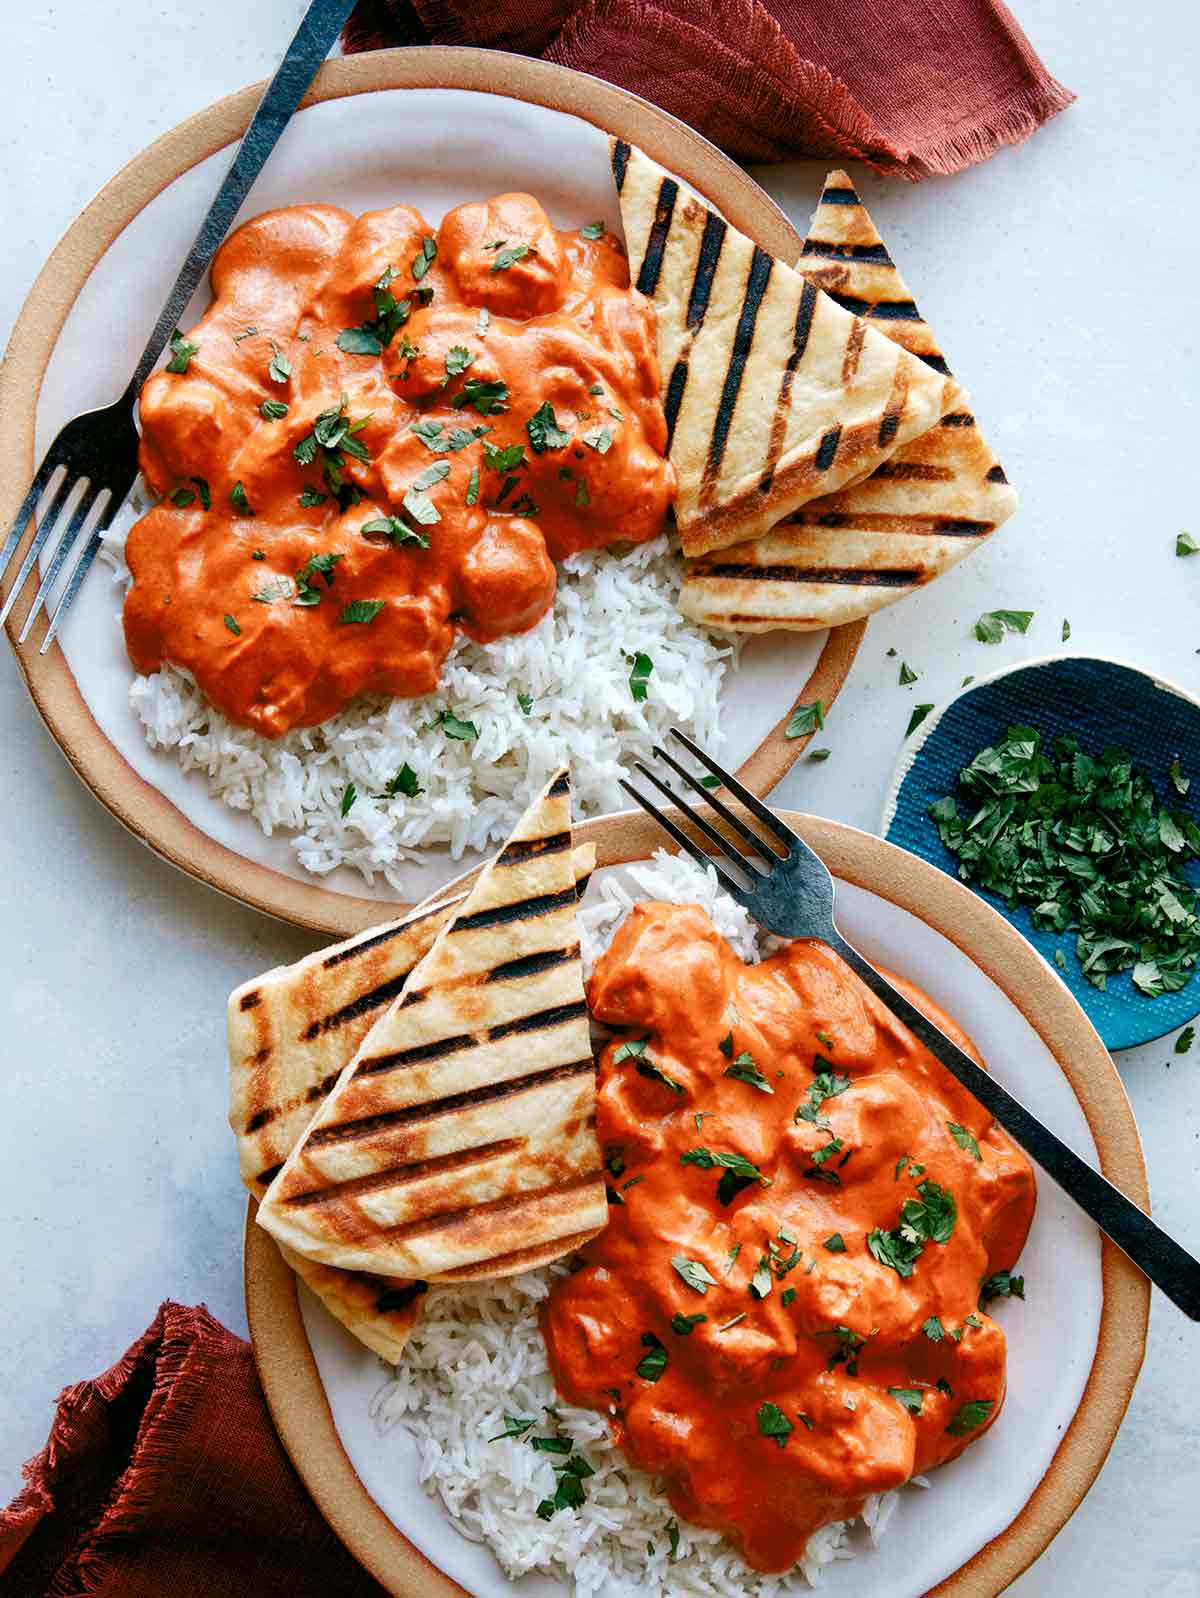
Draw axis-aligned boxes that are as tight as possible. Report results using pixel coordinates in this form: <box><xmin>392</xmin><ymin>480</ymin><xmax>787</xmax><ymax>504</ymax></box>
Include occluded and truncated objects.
<box><xmin>101</xmin><ymin>497</ymin><xmax>737</xmax><ymax>893</ymax></box>
<box><xmin>370</xmin><ymin>852</ymin><xmax>931</xmax><ymax>1594</ymax></box>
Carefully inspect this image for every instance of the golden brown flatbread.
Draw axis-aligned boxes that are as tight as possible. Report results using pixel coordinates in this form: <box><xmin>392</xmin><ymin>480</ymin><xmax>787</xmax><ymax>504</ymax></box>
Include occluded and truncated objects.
<box><xmin>255</xmin><ymin>769</ymin><xmax>606</xmax><ymax>1281</ymax></box>
<box><xmin>678</xmin><ymin>171</ymin><xmax>1018</xmax><ymax>631</ymax></box>
<box><xmin>612</xmin><ymin>141</ymin><xmax>958</xmax><ymax>557</ymax></box>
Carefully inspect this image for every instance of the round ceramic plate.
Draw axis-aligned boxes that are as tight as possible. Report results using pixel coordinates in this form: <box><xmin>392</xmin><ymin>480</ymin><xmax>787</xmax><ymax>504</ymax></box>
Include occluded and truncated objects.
<box><xmin>245</xmin><ymin>809</ymin><xmax>1149</xmax><ymax>1598</ymax></box>
<box><xmin>882</xmin><ymin>654</ymin><xmax>1200</xmax><ymax>1051</ymax></box>
<box><xmin>0</xmin><ymin>47</ymin><xmax>863</xmax><ymax>938</ymax></box>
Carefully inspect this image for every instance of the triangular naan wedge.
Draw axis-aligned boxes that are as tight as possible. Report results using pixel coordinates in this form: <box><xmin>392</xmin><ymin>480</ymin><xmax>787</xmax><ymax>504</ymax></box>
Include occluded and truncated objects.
<box><xmin>256</xmin><ymin>769</ymin><xmax>606</xmax><ymax>1280</ymax></box>
<box><xmin>230</xmin><ymin>842</ymin><xmax>594</xmax><ymax>1357</ymax></box>
<box><xmin>612</xmin><ymin>141</ymin><xmax>958</xmax><ymax>557</ymax></box>
<box><xmin>678</xmin><ymin>171</ymin><xmax>1018</xmax><ymax>631</ymax></box>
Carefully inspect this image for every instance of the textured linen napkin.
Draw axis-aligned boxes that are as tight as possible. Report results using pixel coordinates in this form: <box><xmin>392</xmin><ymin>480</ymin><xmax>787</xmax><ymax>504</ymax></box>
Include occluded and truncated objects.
<box><xmin>0</xmin><ymin>1302</ymin><xmax>384</xmax><ymax>1597</ymax></box>
<box><xmin>341</xmin><ymin>0</ymin><xmax>1074</xmax><ymax>178</ymax></box>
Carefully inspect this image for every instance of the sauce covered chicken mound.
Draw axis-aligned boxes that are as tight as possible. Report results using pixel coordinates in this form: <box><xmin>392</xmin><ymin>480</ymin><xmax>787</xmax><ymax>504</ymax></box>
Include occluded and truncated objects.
<box><xmin>542</xmin><ymin>903</ymin><xmax>1035</xmax><ymax>1573</ymax></box>
<box><xmin>124</xmin><ymin>196</ymin><xmax>674</xmax><ymax>737</ymax></box>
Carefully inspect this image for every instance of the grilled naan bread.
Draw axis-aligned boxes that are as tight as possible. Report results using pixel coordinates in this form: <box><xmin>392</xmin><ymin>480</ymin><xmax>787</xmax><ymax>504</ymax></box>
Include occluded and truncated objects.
<box><xmin>678</xmin><ymin>171</ymin><xmax>1018</xmax><ymax>631</ymax></box>
<box><xmin>612</xmin><ymin>141</ymin><xmax>957</xmax><ymax>557</ymax></box>
<box><xmin>255</xmin><ymin>769</ymin><xmax>606</xmax><ymax>1280</ymax></box>
<box><xmin>231</xmin><ymin>843</ymin><xmax>594</xmax><ymax>1358</ymax></box>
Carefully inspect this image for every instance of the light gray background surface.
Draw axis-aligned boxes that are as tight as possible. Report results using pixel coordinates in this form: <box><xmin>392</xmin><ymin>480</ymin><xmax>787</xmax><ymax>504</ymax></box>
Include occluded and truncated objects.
<box><xmin>1</xmin><ymin>2</ymin><xmax>1197</xmax><ymax>1592</ymax></box>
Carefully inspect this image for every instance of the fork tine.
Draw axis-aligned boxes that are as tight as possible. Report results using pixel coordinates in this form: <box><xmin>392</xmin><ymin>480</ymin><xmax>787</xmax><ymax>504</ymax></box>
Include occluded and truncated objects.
<box><xmin>620</xmin><ymin>777</ymin><xmax>750</xmax><ymax>902</ymax></box>
<box><xmin>17</xmin><ymin>485</ymin><xmax>104</xmax><ymax>643</ymax></box>
<box><xmin>651</xmin><ymin>742</ymin><xmax>782</xmax><ymax>866</ymax></box>
<box><xmin>631</xmin><ymin>760</ymin><xmax>762</xmax><ymax>880</ymax></box>
<box><xmin>40</xmin><ymin>492</ymin><xmax>124</xmax><ymax>654</ymax></box>
<box><xmin>668</xmin><ymin>728</ymin><xmax>801</xmax><ymax>852</ymax></box>
<box><xmin>0</xmin><ymin>459</ymin><xmax>66</xmax><ymax>588</ymax></box>
<box><xmin>0</xmin><ymin>466</ymin><xmax>73</xmax><ymax>627</ymax></box>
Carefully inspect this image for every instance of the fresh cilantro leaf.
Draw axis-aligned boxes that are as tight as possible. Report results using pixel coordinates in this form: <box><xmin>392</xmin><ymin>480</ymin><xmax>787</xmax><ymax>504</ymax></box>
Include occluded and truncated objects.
<box><xmin>923</xmin><ymin>1316</ymin><xmax>945</xmax><ymax>1342</ymax></box>
<box><xmin>403</xmin><ymin>488</ymin><xmax>441</xmax><ymax>526</ymax></box>
<box><xmin>637</xmin><ymin>1060</ymin><xmax>685</xmax><ymax>1094</ymax></box>
<box><xmin>980</xmin><ymin>1270</ymin><xmax>1026</xmax><ymax>1305</ymax></box>
<box><xmin>724</xmin><ymin>1242</ymin><xmax>742</xmax><ymax>1274</ymax></box>
<box><xmin>340</xmin><ymin>599</ymin><xmax>385</xmax><ymax>625</ymax></box>
<box><xmin>612</xmin><ymin>1037</ymin><xmax>649</xmax><ymax>1065</ymax></box>
<box><xmin>425</xmin><ymin>709</ymin><xmax>477</xmax><ymax>741</ymax></box>
<box><xmin>492</xmin><ymin>242</ymin><xmax>531</xmax><ymax>271</ymax></box>
<box><xmin>1176</xmin><ymin>531</ymin><xmax>1198</xmax><ymax>557</ymax></box>
<box><xmin>189</xmin><ymin>476</ymin><xmax>211</xmax><ymax>510</ymax></box>
<box><xmin>267</xmin><ymin>341</ymin><xmax>291</xmax><ymax>383</ymax></box>
<box><xmin>488</xmin><ymin>1414</ymin><xmax>536</xmax><ymax>1442</ymax></box>
<box><xmin>724</xmin><ymin>1052</ymin><xmax>773</xmax><ymax>1093</ymax></box>
<box><xmin>483</xmin><ymin>441</ymin><xmax>527</xmax><ymax>472</ymax></box>
<box><xmin>223</xmin><ymin>614</ymin><xmax>241</xmax><ymax>636</ymax></box>
<box><xmin>749</xmin><ymin>1256</ymin><xmax>773</xmax><ymax>1300</ymax></box>
<box><xmin>360</xmin><ymin>514</ymin><xmax>429</xmax><ymax>549</ymax></box>
<box><xmin>1176</xmin><ymin>1025</ymin><xmax>1195</xmax><ymax>1054</ymax></box>
<box><xmin>444</xmin><ymin>346</ymin><xmax>473</xmax><ymax>383</ymax></box>
<box><xmin>671</xmin><ymin>1312</ymin><xmax>707</xmax><ymax>1335</ymax></box>
<box><xmin>947</xmin><ymin>1121</ymin><xmax>982</xmax><ymax>1160</ymax></box>
<box><xmin>1170</xmin><ymin>757</ymin><xmax>1191</xmax><ymax>796</ymax></box>
<box><xmin>888</xmin><ymin>1387</ymin><xmax>924</xmax><ymax>1415</ymax></box>
<box><xmin>975</xmin><ymin>609</ymin><xmax>1034</xmax><ymax>644</ymax></box>
<box><xmin>340</xmin><ymin>782</ymin><xmax>357</xmax><ymax>817</ymax></box>
<box><xmin>906</xmin><ymin>703</ymin><xmax>935</xmax><ymax>737</ymax></box>
<box><xmin>166</xmin><ymin>329</ymin><xmax>197</xmax><ymax>373</ymax></box>
<box><xmin>580</xmin><ymin>220</ymin><xmax>606</xmax><ymax>239</ymax></box>
<box><xmin>756</xmin><ymin>1402</ymin><xmax>793</xmax><ymax>1448</ymax></box>
<box><xmin>453</xmin><ymin>378</ymin><xmax>509</xmax><ymax>415</ymax></box>
<box><xmin>666</xmin><ymin>1519</ymin><xmax>679</xmax><ymax>1557</ymax></box>
<box><xmin>823</xmin><ymin>1233</ymin><xmax>846</xmax><ymax>1252</ymax></box>
<box><xmin>635</xmin><ymin>1333</ymin><xmax>668</xmax><ymax>1381</ymax></box>
<box><xmin>516</xmin><ymin>692</ymin><xmax>534</xmax><ymax>715</ymax></box>
<box><xmin>260</xmin><ymin>398</ymin><xmax>289</xmax><ymax>420</ymax></box>
<box><xmin>337</xmin><ymin>327</ymin><xmax>384</xmax><ymax>355</ymax></box>
<box><xmin>786</xmin><ymin>700</ymin><xmax>824</xmax><ymax>739</ymax></box>
<box><xmin>808</xmin><ymin>748</ymin><xmax>832</xmax><ymax>761</ymax></box>
<box><xmin>946</xmin><ymin>1399</ymin><xmax>994</xmax><ymax>1436</ymax></box>
<box><xmin>527</xmin><ymin>400</ymin><xmax>572</xmax><ymax>453</ymax></box>
<box><xmin>230</xmin><ymin>481</ymin><xmax>254</xmax><ymax>516</ymax></box>
<box><xmin>1062</xmin><ymin>618</ymin><xmax>1071</xmax><ymax>641</ymax></box>
<box><xmin>582</xmin><ymin>424</ymin><xmax>614</xmax><ymax>454</ymax></box>
<box><xmin>169</xmin><ymin>487</ymin><xmax>196</xmax><ymax>508</ymax></box>
<box><xmin>466</xmin><ymin>466</ymin><xmax>480</xmax><ymax>505</ymax></box>
<box><xmin>384</xmin><ymin>764</ymin><xmax>421</xmax><ymax>799</ymax></box>
<box><xmin>411</xmin><ymin>235</ymin><xmax>437</xmax><ymax>281</ymax></box>
<box><xmin>899</xmin><ymin>662</ymin><xmax>918</xmax><ymax>685</ymax></box>
<box><xmin>627</xmin><ymin>651</ymin><xmax>653</xmax><ymax>702</ymax></box>
<box><xmin>671</xmin><ymin>1256</ymin><xmax>718</xmax><ymax>1294</ymax></box>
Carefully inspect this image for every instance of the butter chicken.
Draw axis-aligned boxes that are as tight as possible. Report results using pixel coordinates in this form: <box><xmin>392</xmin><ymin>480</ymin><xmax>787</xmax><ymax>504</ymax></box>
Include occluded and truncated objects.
<box><xmin>542</xmin><ymin>903</ymin><xmax>1035</xmax><ymax>1573</ymax></box>
<box><xmin>124</xmin><ymin>196</ymin><xmax>673</xmax><ymax>737</ymax></box>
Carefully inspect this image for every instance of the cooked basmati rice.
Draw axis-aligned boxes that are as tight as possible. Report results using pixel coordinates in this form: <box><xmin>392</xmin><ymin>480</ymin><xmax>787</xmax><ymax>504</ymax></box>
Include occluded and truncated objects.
<box><xmin>101</xmin><ymin>496</ymin><xmax>737</xmax><ymax>893</ymax></box>
<box><xmin>369</xmin><ymin>852</ymin><xmax>931</xmax><ymax>1594</ymax></box>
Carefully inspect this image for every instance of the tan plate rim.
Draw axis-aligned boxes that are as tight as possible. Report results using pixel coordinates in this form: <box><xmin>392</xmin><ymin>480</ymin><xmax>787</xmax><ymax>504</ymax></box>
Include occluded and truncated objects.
<box><xmin>0</xmin><ymin>44</ymin><xmax>864</xmax><ymax>938</ymax></box>
<box><xmin>245</xmin><ymin>808</ymin><xmax>1149</xmax><ymax>1598</ymax></box>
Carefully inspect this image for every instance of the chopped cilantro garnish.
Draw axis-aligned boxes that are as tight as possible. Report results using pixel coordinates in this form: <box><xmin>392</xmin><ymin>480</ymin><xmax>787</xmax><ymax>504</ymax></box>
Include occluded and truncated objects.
<box><xmin>794</xmin><ymin>1067</ymin><xmax>851</xmax><ymax>1125</ymax></box>
<box><xmin>672</xmin><ymin>1255</ymin><xmax>718</xmax><ymax>1294</ymax></box>
<box><xmin>975</xmin><ymin>608</ymin><xmax>1034</xmax><ymax>644</ymax></box>
<box><xmin>1062</xmin><ymin>618</ymin><xmax>1071</xmax><ymax>641</ymax></box>
<box><xmin>666</xmin><ymin>1519</ymin><xmax>679</xmax><ymax>1557</ymax></box>
<box><xmin>786</xmin><ymin>700</ymin><xmax>824</xmax><ymax>739</ymax></box>
<box><xmin>888</xmin><ymin>1387</ymin><xmax>924</xmax><ymax>1415</ymax></box>
<box><xmin>466</xmin><ymin>465</ymin><xmax>480</xmax><ymax>505</ymax></box>
<box><xmin>340</xmin><ymin>782</ymin><xmax>357</xmax><ymax>817</ymax></box>
<box><xmin>947</xmin><ymin>1121</ymin><xmax>982</xmax><ymax>1160</ymax></box>
<box><xmin>515</xmin><ymin>691</ymin><xmax>534</xmax><ymax>715</ymax></box>
<box><xmin>527</xmin><ymin>400</ymin><xmax>572</xmax><ymax>453</ymax></box>
<box><xmin>635</xmin><ymin>1333</ymin><xmax>668</xmax><ymax>1381</ymax></box>
<box><xmin>229</xmin><ymin>481</ymin><xmax>254</xmax><ymax>516</ymax></box>
<box><xmin>488</xmin><ymin>1414</ymin><xmax>536</xmax><ymax>1442</ymax></box>
<box><xmin>627</xmin><ymin>651</ymin><xmax>653</xmax><ymax>703</ymax></box>
<box><xmin>671</xmin><ymin>1311</ymin><xmax>707</xmax><ymax>1334</ymax></box>
<box><xmin>166</xmin><ymin>328</ymin><xmax>197</xmax><ymax>373</ymax></box>
<box><xmin>868</xmin><ymin>1180</ymin><xmax>957</xmax><ymax>1278</ymax></box>
<box><xmin>781</xmin><ymin>1287</ymin><xmax>797</xmax><ymax>1307</ymax></box>
<box><xmin>613</xmin><ymin>1037</ymin><xmax>649</xmax><ymax>1065</ymax></box>
<box><xmin>491</xmin><ymin>242</ymin><xmax>532</xmax><ymax>271</ymax></box>
<box><xmin>383</xmin><ymin>764</ymin><xmax>421</xmax><ymax>799</ymax></box>
<box><xmin>444</xmin><ymin>346</ymin><xmax>473</xmax><ymax>382</ymax></box>
<box><xmin>424</xmin><ymin>709</ymin><xmax>477</xmax><ymax>741</ymax></box>
<box><xmin>483</xmin><ymin>441</ymin><xmax>526</xmax><ymax>472</ymax></box>
<box><xmin>930</xmin><ymin>726</ymin><xmax>1200</xmax><ymax>995</ymax></box>
<box><xmin>980</xmin><ymin>1269</ymin><xmax>1026</xmax><ymax>1305</ymax></box>
<box><xmin>580</xmin><ymin>220</ymin><xmax>606</xmax><ymax>239</ymax></box>
<box><xmin>823</xmin><ymin>1233</ymin><xmax>846</xmax><ymax>1252</ymax></box>
<box><xmin>169</xmin><ymin>487</ymin><xmax>196</xmax><ymax>508</ymax></box>
<box><xmin>946</xmin><ymin>1399</ymin><xmax>994</xmax><ymax>1436</ymax></box>
<box><xmin>724</xmin><ymin>1052</ymin><xmax>773</xmax><ymax>1093</ymax></box>
<box><xmin>1176</xmin><ymin>531</ymin><xmax>1198</xmax><ymax>557</ymax></box>
<box><xmin>1176</xmin><ymin>1025</ymin><xmax>1195</xmax><ymax>1054</ymax></box>
<box><xmin>411</xmin><ymin>235</ymin><xmax>437</xmax><ymax>281</ymax></box>
<box><xmin>453</xmin><ymin>377</ymin><xmax>509</xmax><ymax>415</ymax></box>
<box><xmin>724</xmin><ymin>1242</ymin><xmax>741</xmax><ymax>1274</ymax></box>
<box><xmin>223</xmin><ymin>613</ymin><xmax>241</xmax><ymax>636</ymax></box>
<box><xmin>749</xmin><ymin>1256</ymin><xmax>773</xmax><ymax>1299</ymax></box>
<box><xmin>923</xmin><ymin>1316</ymin><xmax>945</xmax><ymax>1342</ymax></box>
<box><xmin>361</xmin><ymin>514</ymin><xmax>429</xmax><ymax>549</ymax></box>
<box><xmin>582</xmin><ymin>424</ymin><xmax>614</xmax><ymax>454</ymax></box>
<box><xmin>340</xmin><ymin>599</ymin><xmax>385</xmax><ymax>625</ymax></box>
<box><xmin>410</xmin><ymin>418</ymin><xmax>490</xmax><ymax>453</ymax></box>
<box><xmin>267</xmin><ymin>341</ymin><xmax>291</xmax><ymax>383</ymax></box>
<box><xmin>299</xmin><ymin>485</ymin><xmax>327</xmax><ymax>507</ymax></box>
<box><xmin>899</xmin><ymin>661</ymin><xmax>918</xmax><ymax>685</ymax></box>
<box><xmin>756</xmin><ymin>1402</ymin><xmax>793</xmax><ymax>1448</ymax></box>
<box><xmin>189</xmin><ymin>475</ymin><xmax>211</xmax><ymax>510</ymax></box>
<box><xmin>906</xmin><ymin>703</ymin><xmax>935</xmax><ymax>737</ymax></box>
<box><xmin>260</xmin><ymin>398</ymin><xmax>289</xmax><ymax>420</ymax></box>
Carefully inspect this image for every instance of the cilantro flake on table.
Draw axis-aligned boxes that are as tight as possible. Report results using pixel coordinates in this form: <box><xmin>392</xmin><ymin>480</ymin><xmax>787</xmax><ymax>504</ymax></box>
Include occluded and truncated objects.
<box><xmin>929</xmin><ymin>725</ymin><xmax>1200</xmax><ymax>996</ymax></box>
<box><xmin>786</xmin><ymin>699</ymin><xmax>824</xmax><ymax>739</ymax></box>
<box><xmin>1176</xmin><ymin>531</ymin><xmax>1198</xmax><ymax>557</ymax></box>
<box><xmin>975</xmin><ymin>608</ymin><xmax>1034</xmax><ymax>644</ymax></box>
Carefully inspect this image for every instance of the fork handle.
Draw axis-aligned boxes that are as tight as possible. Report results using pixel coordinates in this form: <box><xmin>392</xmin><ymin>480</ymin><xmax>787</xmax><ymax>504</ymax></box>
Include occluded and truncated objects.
<box><xmin>124</xmin><ymin>0</ymin><xmax>357</xmax><ymax>399</ymax></box>
<box><xmin>826</xmin><ymin>927</ymin><xmax>1200</xmax><ymax>1321</ymax></box>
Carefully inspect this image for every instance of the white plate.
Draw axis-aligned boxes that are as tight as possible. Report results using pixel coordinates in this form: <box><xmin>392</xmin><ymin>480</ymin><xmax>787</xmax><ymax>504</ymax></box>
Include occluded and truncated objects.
<box><xmin>293</xmin><ymin>861</ymin><xmax>1101</xmax><ymax>1597</ymax></box>
<box><xmin>29</xmin><ymin>83</ymin><xmax>826</xmax><ymax>911</ymax></box>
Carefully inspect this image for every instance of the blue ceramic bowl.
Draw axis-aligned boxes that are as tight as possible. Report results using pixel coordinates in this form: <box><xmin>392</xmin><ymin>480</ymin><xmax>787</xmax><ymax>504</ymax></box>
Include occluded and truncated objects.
<box><xmin>882</xmin><ymin>655</ymin><xmax>1200</xmax><ymax>1051</ymax></box>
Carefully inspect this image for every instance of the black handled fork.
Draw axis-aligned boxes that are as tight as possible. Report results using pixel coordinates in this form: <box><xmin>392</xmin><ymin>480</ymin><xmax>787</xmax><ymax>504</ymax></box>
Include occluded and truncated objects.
<box><xmin>622</xmin><ymin>728</ymin><xmax>1200</xmax><ymax>1321</ymax></box>
<box><xmin>0</xmin><ymin>0</ymin><xmax>357</xmax><ymax>652</ymax></box>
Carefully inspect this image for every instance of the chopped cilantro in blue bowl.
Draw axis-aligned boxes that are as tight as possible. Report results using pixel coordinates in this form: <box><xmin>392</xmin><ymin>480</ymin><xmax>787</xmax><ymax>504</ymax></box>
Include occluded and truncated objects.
<box><xmin>883</xmin><ymin>656</ymin><xmax>1200</xmax><ymax>1051</ymax></box>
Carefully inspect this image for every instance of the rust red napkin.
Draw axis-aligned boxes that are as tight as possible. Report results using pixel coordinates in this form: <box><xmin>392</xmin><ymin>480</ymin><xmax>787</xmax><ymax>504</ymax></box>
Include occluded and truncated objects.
<box><xmin>0</xmin><ymin>1303</ymin><xmax>384</xmax><ymax>1598</ymax></box>
<box><xmin>342</xmin><ymin>0</ymin><xmax>1073</xmax><ymax>178</ymax></box>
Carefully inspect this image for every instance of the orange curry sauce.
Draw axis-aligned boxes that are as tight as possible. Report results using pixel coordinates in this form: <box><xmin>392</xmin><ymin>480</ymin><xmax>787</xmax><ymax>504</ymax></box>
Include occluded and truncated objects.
<box><xmin>124</xmin><ymin>195</ymin><xmax>673</xmax><ymax>737</ymax></box>
<box><xmin>542</xmin><ymin>903</ymin><xmax>1035</xmax><ymax>1572</ymax></box>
